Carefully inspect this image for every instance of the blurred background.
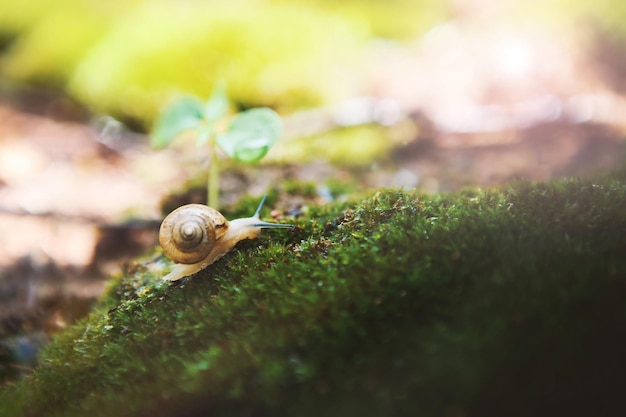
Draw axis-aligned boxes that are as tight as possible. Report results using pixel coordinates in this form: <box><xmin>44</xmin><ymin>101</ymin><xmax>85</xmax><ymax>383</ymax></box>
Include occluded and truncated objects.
<box><xmin>1</xmin><ymin>0</ymin><xmax>626</xmax><ymax>381</ymax></box>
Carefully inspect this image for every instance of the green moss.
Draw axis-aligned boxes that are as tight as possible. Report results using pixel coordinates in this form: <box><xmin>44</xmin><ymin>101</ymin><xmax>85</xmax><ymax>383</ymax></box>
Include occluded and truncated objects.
<box><xmin>2</xmin><ymin>173</ymin><xmax>626</xmax><ymax>416</ymax></box>
<box><xmin>283</xmin><ymin>179</ymin><xmax>318</xmax><ymax>198</ymax></box>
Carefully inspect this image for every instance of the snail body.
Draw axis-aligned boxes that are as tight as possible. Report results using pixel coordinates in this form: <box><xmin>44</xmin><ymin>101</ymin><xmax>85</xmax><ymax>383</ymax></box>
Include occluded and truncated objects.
<box><xmin>159</xmin><ymin>196</ymin><xmax>292</xmax><ymax>281</ymax></box>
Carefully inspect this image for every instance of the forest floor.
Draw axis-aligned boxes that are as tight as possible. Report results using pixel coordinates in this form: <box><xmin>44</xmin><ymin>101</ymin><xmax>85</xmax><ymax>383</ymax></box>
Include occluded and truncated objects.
<box><xmin>1</xmin><ymin>85</ymin><xmax>626</xmax><ymax>381</ymax></box>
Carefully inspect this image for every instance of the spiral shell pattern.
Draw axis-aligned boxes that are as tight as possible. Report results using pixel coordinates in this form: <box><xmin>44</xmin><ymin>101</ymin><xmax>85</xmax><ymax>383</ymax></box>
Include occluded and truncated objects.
<box><xmin>159</xmin><ymin>204</ymin><xmax>226</xmax><ymax>264</ymax></box>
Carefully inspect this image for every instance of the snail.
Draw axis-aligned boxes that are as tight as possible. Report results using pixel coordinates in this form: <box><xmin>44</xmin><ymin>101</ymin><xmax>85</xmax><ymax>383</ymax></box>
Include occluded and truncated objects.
<box><xmin>159</xmin><ymin>195</ymin><xmax>293</xmax><ymax>281</ymax></box>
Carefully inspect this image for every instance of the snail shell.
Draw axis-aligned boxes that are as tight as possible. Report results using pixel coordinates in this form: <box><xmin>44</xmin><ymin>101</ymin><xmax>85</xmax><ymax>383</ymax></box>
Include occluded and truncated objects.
<box><xmin>158</xmin><ymin>204</ymin><xmax>227</xmax><ymax>264</ymax></box>
<box><xmin>159</xmin><ymin>196</ymin><xmax>293</xmax><ymax>281</ymax></box>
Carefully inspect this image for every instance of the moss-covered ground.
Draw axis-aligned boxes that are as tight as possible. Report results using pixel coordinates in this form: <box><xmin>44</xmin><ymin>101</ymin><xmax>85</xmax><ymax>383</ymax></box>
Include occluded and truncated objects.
<box><xmin>1</xmin><ymin>173</ymin><xmax>626</xmax><ymax>417</ymax></box>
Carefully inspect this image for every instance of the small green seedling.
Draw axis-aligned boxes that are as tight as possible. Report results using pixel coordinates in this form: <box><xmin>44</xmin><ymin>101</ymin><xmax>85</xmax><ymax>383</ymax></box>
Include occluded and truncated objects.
<box><xmin>151</xmin><ymin>84</ymin><xmax>282</xmax><ymax>209</ymax></box>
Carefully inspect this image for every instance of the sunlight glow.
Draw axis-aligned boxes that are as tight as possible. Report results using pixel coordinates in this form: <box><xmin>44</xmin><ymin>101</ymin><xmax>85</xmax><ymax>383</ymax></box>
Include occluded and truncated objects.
<box><xmin>493</xmin><ymin>38</ymin><xmax>534</xmax><ymax>80</ymax></box>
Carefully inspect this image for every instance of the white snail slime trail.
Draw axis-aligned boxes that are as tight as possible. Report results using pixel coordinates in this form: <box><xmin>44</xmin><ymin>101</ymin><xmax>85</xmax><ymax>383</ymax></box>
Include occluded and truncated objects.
<box><xmin>160</xmin><ymin>196</ymin><xmax>293</xmax><ymax>281</ymax></box>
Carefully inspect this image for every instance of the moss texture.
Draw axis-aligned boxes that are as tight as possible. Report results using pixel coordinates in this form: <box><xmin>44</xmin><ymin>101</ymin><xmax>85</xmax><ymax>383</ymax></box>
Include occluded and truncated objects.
<box><xmin>2</xmin><ymin>174</ymin><xmax>626</xmax><ymax>417</ymax></box>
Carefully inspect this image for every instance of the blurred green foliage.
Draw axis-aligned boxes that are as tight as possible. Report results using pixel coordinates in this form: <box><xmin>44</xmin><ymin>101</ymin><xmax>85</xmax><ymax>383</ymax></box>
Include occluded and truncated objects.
<box><xmin>2</xmin><ymin>0</ymin><xmax>626</xmax><ymax>129</ymax></box>
<box><xmin>270</xmin><ymin>0</ymin><xmax>449</xmax><ymax>39</ymax></box>
<box><xmin>0</xmin><ymin>0</ymin><xmax>448</xmax><ymax>127</ymax></box>
<box><xmin>271</xmin><ymin>125</ymin><xmax>398</xmax><ymax>167</ymax></box>
<box><xmin>0</xmin><ymin>1</ymin><xmax>142</xmax><ymax>85</ymax></box>
<box><xmin>68</xmin><ymin>2</ymin><xmax>369</xmax><ymax>125</ymax></box>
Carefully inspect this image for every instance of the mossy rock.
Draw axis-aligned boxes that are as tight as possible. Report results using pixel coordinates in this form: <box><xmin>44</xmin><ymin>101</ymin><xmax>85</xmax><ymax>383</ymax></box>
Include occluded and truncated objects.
<box><xmin>2</xmin><ymin>174</ymin><xmax>626</xmax><ymax>416</ymax></box>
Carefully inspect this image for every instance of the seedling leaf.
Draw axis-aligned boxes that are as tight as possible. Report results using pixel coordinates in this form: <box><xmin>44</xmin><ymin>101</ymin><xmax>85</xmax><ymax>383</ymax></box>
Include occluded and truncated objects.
<box><xmin>216</xmin><ymin>108</ymin><xmax>282</xmax><ymax>163</ymax></box>
<box><xmin>151</xmin><ymin>96</ymin><xmax>204</xmax><ymax>148</ymax></box>
<box><xmin>204</xmin><ymin>82</ymin><xmax>229</xmax><ymax>122</ymax></box>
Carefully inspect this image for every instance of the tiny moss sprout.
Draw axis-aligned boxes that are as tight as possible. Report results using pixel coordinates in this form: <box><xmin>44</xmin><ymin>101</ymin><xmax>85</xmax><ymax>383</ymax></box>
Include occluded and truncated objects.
<box><xmin>151</xmin><ymin>83</ymin><xmax>282</xmax><ymax>209</ymax></box>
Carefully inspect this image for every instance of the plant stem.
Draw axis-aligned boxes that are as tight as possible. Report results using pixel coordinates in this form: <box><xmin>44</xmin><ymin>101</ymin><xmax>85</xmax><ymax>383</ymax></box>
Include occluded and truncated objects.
<box><xmin>208</xmin><ymin>135</ymin><xmax>220</xmax><ymax>209</ymax></box>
